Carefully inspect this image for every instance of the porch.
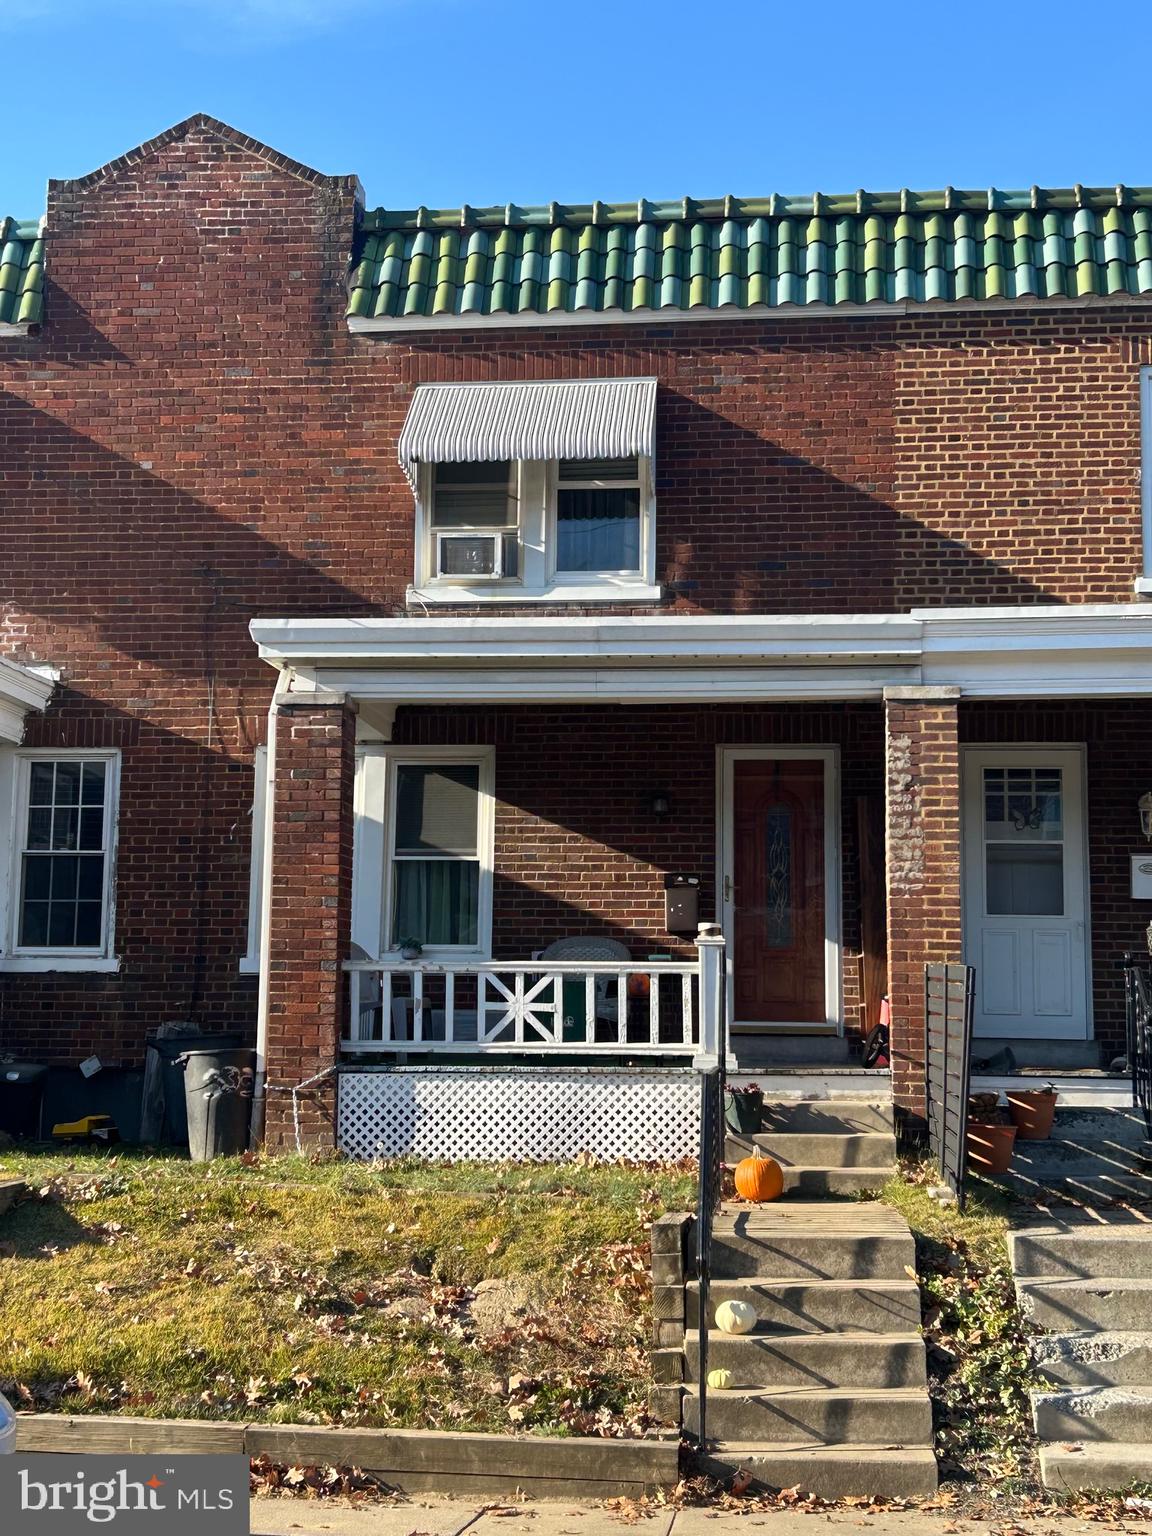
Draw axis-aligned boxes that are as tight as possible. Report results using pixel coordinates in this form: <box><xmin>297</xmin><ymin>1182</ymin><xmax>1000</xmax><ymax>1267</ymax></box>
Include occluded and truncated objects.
<box><xmin>249</xmin><ymin>609</ymin><xmax>1152</xmax><ymax>1154</ymax></box>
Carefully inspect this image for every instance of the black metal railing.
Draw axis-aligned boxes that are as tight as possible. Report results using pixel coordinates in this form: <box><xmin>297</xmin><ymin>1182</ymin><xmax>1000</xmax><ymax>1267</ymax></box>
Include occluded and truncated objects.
<box><xmin>692</xmin><ymin>962</ymin><xmax>727</xmax><ymax>1450</ymax></box>
<box><xmin>1123</xmin><ymin>953</ymin><xmax>1152</xmax><ymax>1138</ymax></box>
<box><xmin>925</xmin><ymin>961</ymin><xmax>975</xmax><ymax>1210</ymax></box>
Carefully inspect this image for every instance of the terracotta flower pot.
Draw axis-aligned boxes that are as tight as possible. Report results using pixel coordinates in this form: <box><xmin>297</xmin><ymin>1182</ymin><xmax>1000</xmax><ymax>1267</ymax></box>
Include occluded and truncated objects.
<box><xmin>967</xmin><ymin>1122</ymin><xmax>1017</xmax><ymax>1175</ymax></box>
<box><xmin>1006</xmin><ymin>1090</ymin><xmax>1058</xmax><ymax>1141</ymax></box>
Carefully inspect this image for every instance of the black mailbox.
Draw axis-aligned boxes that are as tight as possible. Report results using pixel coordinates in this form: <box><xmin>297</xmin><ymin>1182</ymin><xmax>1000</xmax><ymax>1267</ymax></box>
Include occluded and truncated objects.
<box><xmin>664</xmin><ymin>874</ymin><xmax>700</xmax><ymax>935</ymax></box>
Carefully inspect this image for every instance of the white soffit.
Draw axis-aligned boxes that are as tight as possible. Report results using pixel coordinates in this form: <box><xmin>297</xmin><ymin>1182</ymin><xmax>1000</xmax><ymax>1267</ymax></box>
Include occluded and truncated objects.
<box><xmin>0</xmin><ymin>656</ymin><xmax>56</xmax><ymax>743</ymax></box>
<box><xmin>397</xmin><ymin>377</ymin><xmax>657</xmax><ymax>487</ymax></box>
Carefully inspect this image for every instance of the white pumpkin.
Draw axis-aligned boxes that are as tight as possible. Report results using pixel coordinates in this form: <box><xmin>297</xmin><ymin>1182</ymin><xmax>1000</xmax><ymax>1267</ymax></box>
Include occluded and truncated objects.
<box><xmin>706</xmin><ymin>1368</ymin><xmax>733</xmax><ymax>1390</ymax></box>
<box><xmin>714</xmin><ymin>1299</ymin><xmax>756</xmax><ymax>1335</ymax></box>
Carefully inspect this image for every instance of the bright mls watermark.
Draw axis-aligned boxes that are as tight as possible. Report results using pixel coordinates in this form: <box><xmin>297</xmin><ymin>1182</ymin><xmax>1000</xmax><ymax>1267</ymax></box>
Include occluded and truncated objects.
<box><xmin>1</xmin><ymin>1455</ymin><xmax>248</xmax><ymax>1532</ymax></box>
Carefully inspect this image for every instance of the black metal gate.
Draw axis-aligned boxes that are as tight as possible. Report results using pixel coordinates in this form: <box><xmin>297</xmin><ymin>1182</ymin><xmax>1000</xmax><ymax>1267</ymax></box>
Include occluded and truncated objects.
<box><xmin>1123</xmin><ymin>953</ymin><xmax>1152</xmax><ymax>1139</ymax></box>
<box><xmin>925</xmin><ymin>962</ymin><xmax>975</xmax><ymax>1210</ymax></box>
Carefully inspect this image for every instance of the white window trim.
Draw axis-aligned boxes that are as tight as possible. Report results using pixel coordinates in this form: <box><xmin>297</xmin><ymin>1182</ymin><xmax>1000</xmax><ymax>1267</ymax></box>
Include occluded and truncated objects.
<box><xmin>239</xmin><ymin>744</ymin><xmax>267</xmax><ymax>974</ymax></box>
<box><xmin>352</xmin><ymin>744</ymin><xmax>495</xmax><ymax>962</ymax></box>
<box><xmin>1</xmin><ymin>747</ymin><xmax>121</xmax><ymax>974</ymax></box>
<box><xmin>411</xmin><ymin>457</ymin><xmax>660</xmax><ymax>605</ymax></box>
<box><xmin>1138</xmin><ymin>366</ymin><xmax>1152</xmax><ymax>595</ymax></box>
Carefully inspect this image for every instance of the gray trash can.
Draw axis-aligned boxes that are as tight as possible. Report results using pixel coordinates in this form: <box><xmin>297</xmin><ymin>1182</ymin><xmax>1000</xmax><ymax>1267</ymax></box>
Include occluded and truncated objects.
<box><xmin>179</xmin><ymin>1048</ymin><xmax>255</xmax><ymax>1161</ymax></box>
<box><xmin>147</xmin><ymin>1032</ymin><xmax>244</xmax><ymax>1146</ymax></box>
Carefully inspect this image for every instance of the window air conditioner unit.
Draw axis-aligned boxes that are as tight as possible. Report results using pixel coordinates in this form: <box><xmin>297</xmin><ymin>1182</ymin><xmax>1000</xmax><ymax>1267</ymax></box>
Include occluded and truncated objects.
<box><xmin>436</xmin><ymin>531</ymin><xmax>506</xmax><ymax>579</ymax></box>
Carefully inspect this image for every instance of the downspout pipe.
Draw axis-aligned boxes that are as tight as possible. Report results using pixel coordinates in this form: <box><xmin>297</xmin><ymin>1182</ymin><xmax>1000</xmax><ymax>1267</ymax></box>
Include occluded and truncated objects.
<box><xmin>251</xmin><ymin>667</ymin><xmax>293</xmax><ymax>1147</ymax></box>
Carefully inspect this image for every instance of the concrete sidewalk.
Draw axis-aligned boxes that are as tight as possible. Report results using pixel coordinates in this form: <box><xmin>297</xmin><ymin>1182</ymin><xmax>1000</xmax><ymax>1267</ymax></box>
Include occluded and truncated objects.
<box><xmin>250</xmin><ymin>1500</ymin><xmax>1152</xmax><ymax>1536</ymax></box>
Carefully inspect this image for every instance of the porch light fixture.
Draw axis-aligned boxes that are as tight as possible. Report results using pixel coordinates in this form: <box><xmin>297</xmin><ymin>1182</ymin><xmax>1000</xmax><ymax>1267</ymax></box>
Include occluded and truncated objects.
<box><xmin>1141</xmin><ymin>791</ymin><xmax>1152</xmax><ymax>842</ymax></box>
<box><xmin>650</xmin><ymin>791</ymin><xmax>671</xmax><ymax>819</ymax></box>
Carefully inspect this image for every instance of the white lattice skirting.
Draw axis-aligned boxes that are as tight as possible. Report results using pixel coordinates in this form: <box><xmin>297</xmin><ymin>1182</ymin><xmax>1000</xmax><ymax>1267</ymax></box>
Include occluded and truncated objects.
<box><xmin>337</xmin><ymin>1067</ymin><xmax>700</xmax><ymax>1162</ymax></box>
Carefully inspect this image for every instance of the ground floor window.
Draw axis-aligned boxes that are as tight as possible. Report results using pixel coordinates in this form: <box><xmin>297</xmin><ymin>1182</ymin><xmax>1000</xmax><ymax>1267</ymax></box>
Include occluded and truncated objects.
<box><xmin>352</xmin><ymin>745</ymin><xmax>494</xmax><ymax>959</ymax></box>
<box><xmin>7</xmin><ymin>749</ymin><xmax>120</xmax><ymax>962</ymax></box>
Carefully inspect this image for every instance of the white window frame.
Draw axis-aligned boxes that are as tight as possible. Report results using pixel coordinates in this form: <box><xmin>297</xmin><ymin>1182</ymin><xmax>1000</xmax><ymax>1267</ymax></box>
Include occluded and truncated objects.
<box><xmin>1</xmin><ymin>747</ymin><xmax>121</xmax><ymax>973</ymax></box>
<box><xmin>546</xmin><ymin>455</ymin><xmax>653</xmax><ymax>587</ymax></box>
<box><xmin>239</xmin><ymin>744</ymin><xmax>267</xmax><ymax>974</ymax></box>
<box><xmin>1139</xmin><ymin>366</ymin><xmax>1152</xmax><ymax>595</ymax></box>
<box><xmin>352</xmin><ymin>745</ymin><xmax>495</xmax><ymax>961</ymax></box>
<box><xmin>412</xmin><ymin>457</ymin><xmax>660</xmax><ymax>605</ymax></box>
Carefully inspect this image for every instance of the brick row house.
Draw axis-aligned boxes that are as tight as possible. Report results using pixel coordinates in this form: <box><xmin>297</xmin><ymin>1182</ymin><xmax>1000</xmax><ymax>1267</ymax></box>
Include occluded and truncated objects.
<box><xmin>3</xmin><ymin>114</ymin><xmax>1152</xmax><ymax>1153</ymax></box>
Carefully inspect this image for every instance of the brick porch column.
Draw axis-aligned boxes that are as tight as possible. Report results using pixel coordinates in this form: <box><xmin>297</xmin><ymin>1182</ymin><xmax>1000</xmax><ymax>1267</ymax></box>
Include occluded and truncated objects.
<box><xmin>263</xmin><ymin>690</ymin><xmax>357</xmax><ymax>1151</ymax></box>
<box><xmin>883</xmin><ymin>686</ymin><xmax>963</xmax><ymax>1135</ymax></box>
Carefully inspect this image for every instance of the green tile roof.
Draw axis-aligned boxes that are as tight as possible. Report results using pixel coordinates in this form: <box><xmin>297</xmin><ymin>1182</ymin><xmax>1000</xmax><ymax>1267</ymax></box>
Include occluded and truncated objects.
<box><xmin>346</xmin><ymin>186</ymin><xmax>1152</xmax><ymax>323</ymax></box>
<box><xmin>0</xmin><ymin>218</ymin><xmax>43</xmax><ymax>325</ymax></box>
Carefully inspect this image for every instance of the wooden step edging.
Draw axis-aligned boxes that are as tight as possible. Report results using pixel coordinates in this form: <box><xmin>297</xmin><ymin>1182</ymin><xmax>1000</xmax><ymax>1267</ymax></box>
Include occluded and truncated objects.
<box><xmin>13</xmin><ymin>1415</ymin><xmax>680</xmax><ymax>1499</ymax></box>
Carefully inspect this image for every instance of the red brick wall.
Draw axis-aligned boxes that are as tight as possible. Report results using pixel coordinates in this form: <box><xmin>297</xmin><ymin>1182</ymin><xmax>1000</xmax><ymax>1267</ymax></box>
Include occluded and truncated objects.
<box><xmin>263</xmin><ymin>698</ymin><xmax>356</xmax><ymax>1150</ymax></box>
<box><xmin>884</xmin><ymin>693</ymin><xmax>963</xmax><ymax>1124</ymax></box>
<box><xmin>1</xmin><ymin>117</ymin><xmax>1152</xmax><ymax>1069</ymax></box>
<box><xmin>395</xmin><ymin>702</ymin><xmax>885</xmax><ymax>1034</ymax></box>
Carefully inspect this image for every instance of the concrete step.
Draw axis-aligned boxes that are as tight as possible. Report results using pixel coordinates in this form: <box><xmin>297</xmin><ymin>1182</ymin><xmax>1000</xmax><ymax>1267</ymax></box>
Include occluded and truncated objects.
<box><xmin>727</xmin><ymin>1132</ymin><xmax>897</xmax><ymax>1168</ymax></box>
<box><xmin>1031</xmin><ymin>1331</ymin><xmax>1152</xmax><ymax>1387</ymax></box>
<box><xmin>771</xmin><ymin>1167</ymin><xmax>895</xmax><ymax>1198</ymax></box>
<box><xmin>687</xmin><ymin>1277</ymin><xmax>922</xmax><ymax>1334</ymax></box>
<box><xmin>682</xmin><ymin>1330</ymin><xmax>926</xmax><ymax>1388</ymax></box>
<box><xmin>1019</xmin><ymin>1278</ymin><xmax>1152</xmax><ymax>1331</ymax></box>
<box><xmin>709</xmin><ymin>1207</ymin><xmax>914</xmax><ymax>1280</ymax></box>
<box><xmin>683</xmin><ymin>1385</ymin><xmax>933</xmax><ymax>1444</ymax></box>
<box><xmin>1033</xmin><ymin>1385</ymin><xmax>1152</xmax><ymax>1442</ymax></box>
<box><xmin>1011</xmin><ymin>1224</ymin><xmax>1152</xmax><ymax>1280</ymax></box>
<box><xmin>697</xmin><ymin>1443</ymin><xmax>938</xmax><ymax>1498</ymax></box>
<box><xmin>1038</xmin><ymin>1440</ymin><xmax>1152</xmax><ymax>1493</ymax></box>
<box><xmin>758</xmin><ymin>1100</ymin><xmax>893</xmax><ymax>1135</ymax></box>
<box><xmin>1006</xmin><ymin>1169</ymin><xmax>1152</xmax><ymax>1204</ymax></box>
<box><xmin>0</xmin><ymin>1179</ymin><xmax>25</xmax><ymax>1216</ymax></box>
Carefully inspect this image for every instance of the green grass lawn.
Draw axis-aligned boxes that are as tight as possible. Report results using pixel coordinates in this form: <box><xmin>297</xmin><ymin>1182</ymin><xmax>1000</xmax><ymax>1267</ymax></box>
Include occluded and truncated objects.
<box><xmin>0</xmin><ymin>1149</ymin><xmax>695</xmax><ymax>1436</ymax></box>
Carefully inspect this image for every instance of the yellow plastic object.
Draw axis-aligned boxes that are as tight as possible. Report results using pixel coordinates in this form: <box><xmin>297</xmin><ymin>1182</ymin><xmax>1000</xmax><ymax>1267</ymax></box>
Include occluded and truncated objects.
<box><xmin>52</xmin><ymin>1114</ymin><xmax>114</xmax><ymax>1139</ymax></box>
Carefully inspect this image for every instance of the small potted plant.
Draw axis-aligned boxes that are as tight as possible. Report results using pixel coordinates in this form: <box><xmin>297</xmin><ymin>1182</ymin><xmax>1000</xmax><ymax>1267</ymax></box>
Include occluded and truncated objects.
<box><xmin>966</xmin><ymin>1091</ymin><xmax>1017</xmax><ymax>1175</ymax></box>
<box><xmin>398</xmin><ymin>937</ymin><xmax>423</xmax><ymax>962</ymax></box>
<box><xmin>725</xmin><ymin>1081</ymin><xmax>764</xmax><ymax>1135</ymax></box>
<box><xmin>1006</xmin><ymin>1081</ymin><xmax>1059</xmax><ymax>1141</ymax></box>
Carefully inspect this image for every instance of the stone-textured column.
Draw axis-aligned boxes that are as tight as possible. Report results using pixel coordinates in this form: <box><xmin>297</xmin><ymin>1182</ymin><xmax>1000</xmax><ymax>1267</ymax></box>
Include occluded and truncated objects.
<box><xmin>263</xmin><ymin>691</ymin><xmax>356</xmax><ymax>1151</ymax></box>
<box><xmin>884</xmin><ymin>686</ymin><xmax>963</xmax><ymax>1134</ymax></box>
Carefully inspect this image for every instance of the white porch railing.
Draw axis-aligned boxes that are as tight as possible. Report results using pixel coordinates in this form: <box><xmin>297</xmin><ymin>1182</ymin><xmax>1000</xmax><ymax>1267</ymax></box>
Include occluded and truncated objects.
<box><xmin>342</xmin><ymin>950</ymin><xmax>719</xmax><ymax>1056</ymax></box>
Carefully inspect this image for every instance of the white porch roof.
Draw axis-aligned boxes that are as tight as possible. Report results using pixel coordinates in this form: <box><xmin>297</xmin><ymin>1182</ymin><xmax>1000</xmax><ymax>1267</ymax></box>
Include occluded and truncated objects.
<box><xmin>0</xmin><ymin>654</ymin><xmax>56</xmax><ymax>741</ymax></box>
<box><xmin>249</xmin><ymin>605</ymin><xmax>1152</xmax><ymax>704</ymax></box>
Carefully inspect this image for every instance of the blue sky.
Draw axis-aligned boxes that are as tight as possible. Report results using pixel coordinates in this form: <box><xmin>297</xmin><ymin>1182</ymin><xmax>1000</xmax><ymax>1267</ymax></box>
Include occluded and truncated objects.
<box><xmin>4</xmin><ymin>0</ymin><xmax>1150</xmax><ymax>217</ymax></box>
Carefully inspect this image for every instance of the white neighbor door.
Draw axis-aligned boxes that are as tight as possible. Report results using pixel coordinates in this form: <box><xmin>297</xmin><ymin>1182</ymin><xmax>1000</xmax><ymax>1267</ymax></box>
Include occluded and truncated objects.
<box><xmin>963</xmin><ymin>749</ymin><xmax>1090</xmax><ymax>1040</ymax></box>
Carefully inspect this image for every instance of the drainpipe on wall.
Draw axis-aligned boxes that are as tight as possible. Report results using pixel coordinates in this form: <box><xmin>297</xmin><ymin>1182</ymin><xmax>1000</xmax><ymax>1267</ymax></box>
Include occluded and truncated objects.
<box><xmin>250</xmin><ymin>668</ymin><xmax>293</xmax><ymax>1148</ymax></box>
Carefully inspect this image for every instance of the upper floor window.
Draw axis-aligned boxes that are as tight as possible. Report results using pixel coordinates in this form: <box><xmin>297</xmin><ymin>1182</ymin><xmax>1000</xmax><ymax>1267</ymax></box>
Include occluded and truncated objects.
<box><xmin>401</xmin><ymin>377</ymin><xmax>660</xmax><ymax>604</ymax></box>
<box><xmin>2</xmin><ymin>748</ymin><xmax>121</xmax><ymax>971</ymax></box>
<box><xmin>423</xmin><ymin>454</ymin><xmax>651</xmax><ymax>595</ymax></box>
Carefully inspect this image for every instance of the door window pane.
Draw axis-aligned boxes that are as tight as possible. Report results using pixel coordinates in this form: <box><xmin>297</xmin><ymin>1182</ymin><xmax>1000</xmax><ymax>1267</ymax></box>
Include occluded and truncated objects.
<box><xmin>764</xmin><ymin>806</ymin><xmax>794</xmax><ymax>948</ymax></box>
<box><xmin>983</xmin><ymin>766</ymin><xmax>1063</xmax><ymax>841</ymax></box>
<box><xmin>986</xmin><ymin>844</ymin><xmax>1064</xmax><ymax>916</ymax></box>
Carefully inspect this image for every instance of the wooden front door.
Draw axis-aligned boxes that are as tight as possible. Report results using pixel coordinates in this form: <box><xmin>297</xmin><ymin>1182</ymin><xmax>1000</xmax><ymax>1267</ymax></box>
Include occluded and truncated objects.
<box><xmin>730</xmin><ymin>756</ymin><xmax>829</xmax><ymax>1027</ymax></box>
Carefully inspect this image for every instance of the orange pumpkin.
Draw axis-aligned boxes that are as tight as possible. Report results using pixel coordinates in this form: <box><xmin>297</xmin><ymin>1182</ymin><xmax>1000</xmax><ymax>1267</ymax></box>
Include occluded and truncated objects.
<box><xmin>734</xmin><ymin>1153</ymin><xmax>783</xmax><ymax>1203</ymax></box>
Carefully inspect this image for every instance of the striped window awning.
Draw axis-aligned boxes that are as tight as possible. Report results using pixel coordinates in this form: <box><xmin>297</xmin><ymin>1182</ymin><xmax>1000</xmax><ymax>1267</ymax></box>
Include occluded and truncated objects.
<box><xmin>397</xmin><ymin>377</ymin><xmax>657</xmax><ymax>487</ymax></box>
